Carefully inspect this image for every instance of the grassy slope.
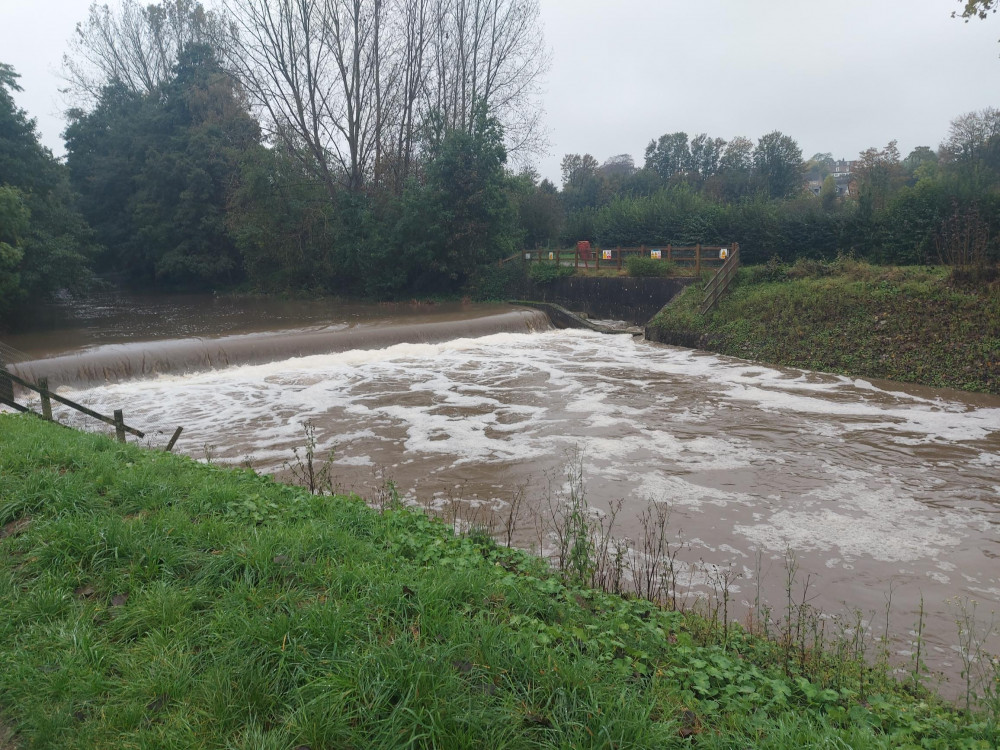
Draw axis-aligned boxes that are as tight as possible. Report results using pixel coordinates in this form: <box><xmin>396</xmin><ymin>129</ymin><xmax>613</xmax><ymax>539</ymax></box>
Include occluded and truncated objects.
<box><xmin>0</xmin><ymin>415</ymin><xmax>997</xmax><ymax>749</ymax></box>
<box><xmin>647</xmin><ymin>261</ymin><xmax>1000</xmax><ymax>395</ymax></box>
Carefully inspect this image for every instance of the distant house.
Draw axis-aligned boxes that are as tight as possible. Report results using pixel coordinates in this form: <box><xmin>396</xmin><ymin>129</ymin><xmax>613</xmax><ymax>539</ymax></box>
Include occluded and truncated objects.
<box><xmin>807</xmin><ymin>159</ymin><xmax>858</xmax><ymax>198</ymax></box>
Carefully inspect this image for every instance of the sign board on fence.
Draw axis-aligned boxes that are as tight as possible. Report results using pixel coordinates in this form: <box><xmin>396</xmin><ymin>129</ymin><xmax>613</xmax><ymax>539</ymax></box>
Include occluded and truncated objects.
<box><xmin>548</xmin><ymin>251</ymin><xmax>554</xmax><ymax>260</ymax></box>
<box><xmin>719</xmin><ymin>247</ymin><xmax>729</xmax><ymax>260</ymax></box>
<box><xmin>603</xmin><ymin>250</ymin><xmax>612</xmax><ymax>260</ymax></box>
<box><xmin>651</xmin><ymin>249</ymin><xmax>661</xmax><ymax>259</ymax></box>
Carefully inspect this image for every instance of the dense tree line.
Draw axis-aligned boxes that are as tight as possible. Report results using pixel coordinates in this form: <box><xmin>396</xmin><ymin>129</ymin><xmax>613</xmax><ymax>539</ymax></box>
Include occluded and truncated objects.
<box><xmin>550</xmin><ymin>116</ymin><xmax>1000</xmax><ymax>268</ymax></box>
<box><xmin>0</xmin><ymin>64</ymin><xmax>96</xmax><ymax>324</ymax></box>
<box><xmin>41</xmin><ymin>0</ymin><xmax>539</xmax><ymax>302</ymax></box>
<box><xmin>1</xmin><ymin>1</ymin><xmax>998</xmax><ymax>330</ymax></box>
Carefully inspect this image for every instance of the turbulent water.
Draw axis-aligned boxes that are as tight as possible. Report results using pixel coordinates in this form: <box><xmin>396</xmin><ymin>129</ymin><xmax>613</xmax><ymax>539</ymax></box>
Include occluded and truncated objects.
<box><xmin>4</xmin><ymin>295</ymin><xmax>999</xmax><ymax>693</ymax></box>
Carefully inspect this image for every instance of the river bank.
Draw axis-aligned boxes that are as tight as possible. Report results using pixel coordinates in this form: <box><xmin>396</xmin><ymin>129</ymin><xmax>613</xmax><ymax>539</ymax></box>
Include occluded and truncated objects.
<box><xmin>1</xmin><ymin>414</ymin><xmax>997</xmax><ymax>748</ymax></box>
<box><xmin>645</xmin><ymin>259</ymin><xmax>1000</xmax><ymax>396</ymax></box>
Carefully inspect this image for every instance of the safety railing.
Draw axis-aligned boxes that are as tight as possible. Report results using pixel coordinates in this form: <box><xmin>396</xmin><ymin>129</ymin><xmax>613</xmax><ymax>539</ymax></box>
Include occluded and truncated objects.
<box><xmin>520</xmin><ymin>244</ymin><xmax>734</xmax><ymax>274</ymax></box>
<box><xmin>699</xmin><ymin>243</ymin><xmax>741</xmax><ymax>315</ymax></box>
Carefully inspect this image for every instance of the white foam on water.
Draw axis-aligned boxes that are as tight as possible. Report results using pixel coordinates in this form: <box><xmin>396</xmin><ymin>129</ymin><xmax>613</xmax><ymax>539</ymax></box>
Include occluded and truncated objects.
<box><xmin>633</xmin><ymin>341</ymin><xmax>1000</xmax><ymax>444</ymax></box>
<box><xmin>52</xmin><ymin>329</ymin><xmax>999</xmax><ymax>604</ymax></box>
<box><xmin>968</xmin><ymin>586</ymin><xmax>1000</xmax><ymax>598</ymax></box>
<box><xmin>629</xmin><ymin>473</ymin><xmax>752</xmax><ymax>511</ymax></box>
<box><xmin>335</xmin><ymin>455</ymin><xmax>374</xmax><ymax>467</ymax></box>
<box><xmin>734</xmin><ymin>481</ymin><xmax>968</xmax><ymax>563</ymax></box>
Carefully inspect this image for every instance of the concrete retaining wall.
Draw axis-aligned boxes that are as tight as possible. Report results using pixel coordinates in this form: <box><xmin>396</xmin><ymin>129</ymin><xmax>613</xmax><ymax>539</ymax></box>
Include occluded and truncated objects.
<box><xmin>642</xmin><ymin>327</ymin><xmax>720</xmax><ymax>349</ymax></box>
<box><xmin>518</xmin><ymin>277</ymin><xmax>696</xmax><ymax>324</ymax></box>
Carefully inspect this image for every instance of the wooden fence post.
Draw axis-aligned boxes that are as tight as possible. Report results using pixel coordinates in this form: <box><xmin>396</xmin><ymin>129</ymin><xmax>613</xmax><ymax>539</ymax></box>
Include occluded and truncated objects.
<box><xmin>165</xmin><ymin>426</ymin><xmax>183</xmax><ymax>452</ymax></box>
<box><xmin>114</xmin><ymin>409</ymin><xmax>126</xmax><ymax>443</ymax></box>
<box><xmin>39</xmin><ymin>377</ymin><xmax>52</xmax><ymax>421</ymax></box>
<box><xmin>0</xmin><ymin>354</ymin><xmax>12</xmax><ymax>405</ymax></box>
<box><xmin>696</xmin><ymin>244</ymin><xmax>701</xmax><ymax>275</ymax></box>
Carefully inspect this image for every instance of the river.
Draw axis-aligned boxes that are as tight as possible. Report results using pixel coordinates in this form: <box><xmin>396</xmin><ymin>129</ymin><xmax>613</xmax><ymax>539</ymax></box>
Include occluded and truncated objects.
<box><xmin>3</xmin><ymin>292</ymin><xmax>999</xmax><ymax>696</ymax></box>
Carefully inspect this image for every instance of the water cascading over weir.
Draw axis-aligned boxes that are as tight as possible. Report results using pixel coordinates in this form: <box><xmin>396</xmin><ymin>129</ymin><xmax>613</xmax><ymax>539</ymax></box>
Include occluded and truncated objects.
<box><xmin>7</xmin><ymin>307</ymin><xmax>553</xmax><ymax>389</ymax></box>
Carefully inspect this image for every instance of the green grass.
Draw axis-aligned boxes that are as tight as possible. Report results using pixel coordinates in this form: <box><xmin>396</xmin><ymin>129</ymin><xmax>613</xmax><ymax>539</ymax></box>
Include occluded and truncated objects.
<box><xmin>624</xmin><ymin>256</ymin><xmax>677</xmax><ymax>278</ymax></box>
<box><xmin>527</xmin><ymin>261</ymin><xmax>576</xmax><ymax>285</ymax></box>
<box><xmin>1</xmin><ymin>414</ymin><xmax>997</xmax><ymax>748</ymax></box>
<box><xmin>647</xmin><ymin>259</ymin><xmax>1000</xmax><ymax>394</ymax></box>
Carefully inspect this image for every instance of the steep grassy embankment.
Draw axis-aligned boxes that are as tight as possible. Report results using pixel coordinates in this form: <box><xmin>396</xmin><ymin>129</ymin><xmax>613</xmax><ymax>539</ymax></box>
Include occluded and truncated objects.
<box><xmin>0</xmin><ymin>414</ymin><xmax>997</xmax><ymax>748</ymax></box>
<box><xmin>646</xmin><ymin>260</ymin><xmax>1000</xmax><ymax>395</ymax></box>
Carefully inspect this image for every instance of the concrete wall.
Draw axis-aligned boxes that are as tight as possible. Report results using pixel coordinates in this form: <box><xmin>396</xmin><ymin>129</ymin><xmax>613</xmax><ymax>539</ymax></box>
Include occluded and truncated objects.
<box><xmin>643</xmin><ymin>326</ymin><xmax>719</xmax><ymax>349</ymax></box>
<box><xmin>520</xmin><ymin>277</ymin><xmax>697</xmax><ymax>324</ymax></box>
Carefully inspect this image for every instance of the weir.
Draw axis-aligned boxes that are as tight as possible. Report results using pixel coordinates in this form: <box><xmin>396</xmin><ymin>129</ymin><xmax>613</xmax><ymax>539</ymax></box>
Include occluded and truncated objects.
<box><xmin>9</xmin><ymin>307</ymin><xmax>552</xmax><ymax>388</ymax></box>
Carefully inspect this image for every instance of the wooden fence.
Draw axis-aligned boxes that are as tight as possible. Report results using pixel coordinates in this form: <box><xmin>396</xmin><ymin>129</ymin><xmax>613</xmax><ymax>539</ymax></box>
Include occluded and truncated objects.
<box><xmin>511</xmin><ymin>244</ymin><xmax>736</xmax><ymax>275</ymax></box>
<box><xmin>700</xmin><ymin>243</ymin><xmax>741</xmax><ymax>315</ymax></box>
<box><xmin>1</xmin><ymin>346</ymin><xmax>182</xmax><ymax>450</ymax></box>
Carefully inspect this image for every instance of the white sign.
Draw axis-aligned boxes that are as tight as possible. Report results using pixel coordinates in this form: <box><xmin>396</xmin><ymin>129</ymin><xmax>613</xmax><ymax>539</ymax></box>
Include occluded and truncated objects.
<box><xmin>719</xmin><ymin>248</ymin><xmax>729</xmax><ymax>260</ymax></box>
<box><xmin>548</xmin><ymin>251</ymin><xmax>555</xmax><ymax>260</ymax></box>
<box><xmin>603</xmin><ymin>250</ymin><xmax>612</xmax><ymax>260</ymax></box>
<box><xmin>651</xmin><ymin>249</ymin><xmax>662</xmax><ymax>259</ymax></box>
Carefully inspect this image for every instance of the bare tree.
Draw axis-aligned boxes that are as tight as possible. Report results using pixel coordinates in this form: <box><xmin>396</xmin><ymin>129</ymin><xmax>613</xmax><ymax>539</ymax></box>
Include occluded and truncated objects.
<box><xmin>221</xmin><ymin>0</ymin><xmax>345</xmax><ymax>198</ymax></box>
<box><xmin>223</xmin><ymin>0</ymin><xmax>407</xmax><ymax>193</ymax></box>
<box><xmin>425</xmin><ymin>0</ymin><xmax>548</xmax><ymax>163</ymax></box>
<box><xmin>63</xmin><ymin>0</ymin><xmax>223</xmax><ymax>104</ymax></box>
<box><xmin>222</xmin><ymin>0</ymin><xmax>546</xmax><ymax>194</ymax></box>
<box><xmin>385</xmin><ymin>0</ymin><xmax>430</xmax><ymax>192</ymax></box>
<box><xmin>325</xmin><ymin>0</ymin><xmax>389</xmax><ymax>190</ymax></box>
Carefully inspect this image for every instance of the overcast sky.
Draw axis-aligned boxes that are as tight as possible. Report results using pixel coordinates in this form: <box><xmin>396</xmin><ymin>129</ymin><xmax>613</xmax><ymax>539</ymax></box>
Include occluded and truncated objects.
<box><xmin>1</xmin><ymin>0</ymin><xmax>998</xmax><ymax>184</ymax></box>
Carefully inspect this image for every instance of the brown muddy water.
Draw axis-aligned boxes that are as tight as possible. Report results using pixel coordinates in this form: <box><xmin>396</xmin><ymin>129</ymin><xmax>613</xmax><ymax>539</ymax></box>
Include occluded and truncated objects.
<box><xmin>4</xmin><ymin>292</ymin><xmax>999</xmax><ymax>696</ymax></box>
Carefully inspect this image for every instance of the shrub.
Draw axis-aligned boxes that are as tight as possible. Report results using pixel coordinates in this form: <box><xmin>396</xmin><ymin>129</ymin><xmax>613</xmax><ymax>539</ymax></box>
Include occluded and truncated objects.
<box><xmin>786</xmin><ymin>257</ymin><xmax>831</xmax><ymax>280</ymax></box>
<box><xmin>528</xmin><ymin>261</ymin><xmax>575</xmax><ymax>284</ymax></box>
<box><xmin>625</xmin><ymin>256</ymin><xmax>675</xmax><ymax>277</ymax></box>
<box><xmin>745</xmin><ymin>254</ymin><xmax>789</xmax><ymax>284</ymax></box>
<box><xmin>466</xmin><ymin>262</ymin><xmax>527</xmax><ymax>300</ymax></box>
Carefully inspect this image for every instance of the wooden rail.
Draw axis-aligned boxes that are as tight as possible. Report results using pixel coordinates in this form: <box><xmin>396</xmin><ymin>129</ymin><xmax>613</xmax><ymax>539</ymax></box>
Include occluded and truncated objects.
<box><xmin>699</xmin><ymin>243</ymin><xmax>741</xmax><ymax>315</ymax></box>
<box><xmin>0</xmin><ymin>355</ymin><xmax>146</xmax><ymax>442</ymax></box>
<box><xmin>521</xmin><ymin>244</ymin><xmax>733</xmax><ymax>274</ymax></box>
